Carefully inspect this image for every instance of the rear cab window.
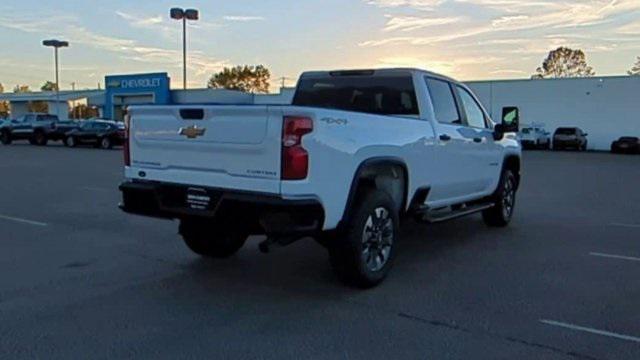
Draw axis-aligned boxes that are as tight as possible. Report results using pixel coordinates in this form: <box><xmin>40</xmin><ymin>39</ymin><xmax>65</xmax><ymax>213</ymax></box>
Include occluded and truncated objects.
<box><xmin>292</xmin><ymin>71</ymin><xmax>419</xmax><ymax>116</ymax></box>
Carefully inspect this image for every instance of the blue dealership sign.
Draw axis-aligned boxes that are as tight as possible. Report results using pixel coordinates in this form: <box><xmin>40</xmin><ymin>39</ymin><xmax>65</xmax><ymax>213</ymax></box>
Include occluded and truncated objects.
<box><xmin>104</xmin><ymin>73</ymin><xmax>171</xmax><ymax>120</ymax></box>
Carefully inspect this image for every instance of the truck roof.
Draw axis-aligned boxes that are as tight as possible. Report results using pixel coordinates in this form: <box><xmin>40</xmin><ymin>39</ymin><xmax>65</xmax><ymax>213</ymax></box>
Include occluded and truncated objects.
<box><xmin>299</xmin><ymin>68</ymin><xmax>458</xmax><ymax>83</ymax></box>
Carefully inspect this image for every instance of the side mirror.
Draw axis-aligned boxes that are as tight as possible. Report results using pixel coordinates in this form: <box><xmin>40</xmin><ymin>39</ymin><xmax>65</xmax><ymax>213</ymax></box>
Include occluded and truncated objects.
<box><xmin>495</xmin><ymin>107</ymin><xmax>520</xmax><ymax>140</ymax></box>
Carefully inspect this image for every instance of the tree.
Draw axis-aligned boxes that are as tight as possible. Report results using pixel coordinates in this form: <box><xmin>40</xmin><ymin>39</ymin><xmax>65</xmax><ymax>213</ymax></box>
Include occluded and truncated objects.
<box><xmin>207</xmin><ymin>65</ymin><xmax>271</xmax><ymax>93</ymax></box>
<box><xmin>69</xmin><ymin>104</ymin><xmax>99</xmax><ymax>119</ymax></box>
<box><xmin>532</xmin><ymin>47</ymin><xmax>595</xmax><ymax>79</ymax></box>
<box><xmin>41</xmin><ymin>81</ymin><xmax>58</xmax><ymax>91</ymax></box>
<box><xmin>0</xmin><ymin>83</ymin><xmax>9</xmax><ymax>118</ymax></box>
<box><xmin>629</xmin><ymin>57</ymin><xmax>640</xmax><ymax>76</ymax></box>
<box><xmin>13</xmin><ymin>84</ymin><xmax>31</xmax><ymax>93</ymax></box>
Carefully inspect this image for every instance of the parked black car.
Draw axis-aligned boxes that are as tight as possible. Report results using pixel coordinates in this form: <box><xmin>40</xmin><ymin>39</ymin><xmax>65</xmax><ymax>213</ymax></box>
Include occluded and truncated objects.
<box><xmin>611</xmin><ymin>137</ymin><xmax>640</xmax><ymax>154</ymax></box>
<box><xmin>64</xmin><ymin>120</ymin><xmax>125</xmax><ymax>149</ymax></box>
<box><xmin>553</xmin><ymin>127</ymin><xmax>589</xmax><ymax>151</ymax></box>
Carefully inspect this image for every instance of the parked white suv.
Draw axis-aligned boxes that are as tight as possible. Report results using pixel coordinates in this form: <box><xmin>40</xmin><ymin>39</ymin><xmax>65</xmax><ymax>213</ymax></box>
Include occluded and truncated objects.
<box><xmin>119</xmin><ymin>68</ymin><xmax>522</xmax><ymax>288</ymax></box>
<box><xmin>520</xmin><ymin>124</ymin><xmax>551</xmax><ymax>150</ymax></box>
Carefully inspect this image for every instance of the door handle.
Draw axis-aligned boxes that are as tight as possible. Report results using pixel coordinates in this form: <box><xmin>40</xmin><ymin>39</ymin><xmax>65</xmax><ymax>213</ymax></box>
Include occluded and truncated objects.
<box><xmin>473</xmin><ymin>137</ymin><xmax>483</xmax><ymax>143</ymax></box>
<box><xmin>439</xmin><ymin>134</ymin><xmax>452</xmax><ymax>142</ymax></box>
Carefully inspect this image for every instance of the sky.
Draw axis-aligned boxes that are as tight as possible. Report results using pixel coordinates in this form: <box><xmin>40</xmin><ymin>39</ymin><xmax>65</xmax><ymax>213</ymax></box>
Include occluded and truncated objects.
<box><xmin>0</xmin><ymin>0</ymin><xmax>639</xmax><ymax>91</ymax></box>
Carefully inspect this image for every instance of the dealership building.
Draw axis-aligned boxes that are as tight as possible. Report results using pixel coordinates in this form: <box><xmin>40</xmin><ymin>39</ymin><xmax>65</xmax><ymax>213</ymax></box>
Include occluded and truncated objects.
<box><xmin>0</xmin><ymin>72</ymin><xmax>638</xmax><ymax>150</ymax></box>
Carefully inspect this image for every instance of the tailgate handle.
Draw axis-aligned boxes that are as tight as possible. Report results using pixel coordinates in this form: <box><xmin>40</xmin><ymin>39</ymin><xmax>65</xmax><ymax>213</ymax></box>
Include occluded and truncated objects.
<box><xmin>180</xmin><ymin>109</ymin><xmax>205</xmax><ymax>120</ymax></box>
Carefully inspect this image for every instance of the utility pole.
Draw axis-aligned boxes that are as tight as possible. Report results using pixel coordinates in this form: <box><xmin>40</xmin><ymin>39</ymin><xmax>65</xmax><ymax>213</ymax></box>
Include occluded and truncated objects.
<box><xmin>278</xmin><ymin>77</ymin><xmax>293</xmax><ymax>89</ymax></box>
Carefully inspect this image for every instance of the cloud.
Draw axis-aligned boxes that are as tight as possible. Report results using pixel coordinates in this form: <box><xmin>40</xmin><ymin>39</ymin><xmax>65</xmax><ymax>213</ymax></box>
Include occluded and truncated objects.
<box><xmin>617</xmin><ymin>21</ymin><xmax>640</xmax><ymax>35</ymax></box>
<box><xmin>383</xmin><ymin>15</ymin><xmax>463</xmax><ymax>32</ymax></box>
<box><xmin>365</xmin><ymin>0</ymin><xmax>445</xmax><ymax>10</ymax></box>
<box><xmin>115</xmin><ymin>11</ymin><xmax>163</xmax><ymax>28</ymax></box>
<box><xmin>489</xmin><ymin>69</ymin><xmax>527</xmax><ymax>75</ymax></box>
<box><xmin>223</xmin><ymin>16</ymin><xmax>265</xmax><ymax>22</ymax></box>
<box><xmin>0</xmin><ymin>12</ymin><xmax>229</xmax><ymax>85</ymax></box>
<box><xmin>375</xmin><ymin>55</ymin><xmax>503</xmax><ymax>76</ymax></box>
<box><xmin>361</xmin><ymin>0</ymin><xmax>640</xmax><ymax>55</ymax></box>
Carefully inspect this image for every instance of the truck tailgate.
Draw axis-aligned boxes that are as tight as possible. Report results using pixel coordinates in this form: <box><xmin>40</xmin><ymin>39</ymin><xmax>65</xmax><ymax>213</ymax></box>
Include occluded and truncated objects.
<box><xmin>127</xmin><ymin>105</ymin><xmax>283</xmax><ymax>194</ymax></box>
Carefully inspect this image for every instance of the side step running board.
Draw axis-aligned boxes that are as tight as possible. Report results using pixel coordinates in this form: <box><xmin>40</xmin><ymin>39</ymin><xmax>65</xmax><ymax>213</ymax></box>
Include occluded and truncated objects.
<box><xmin>418</xmin><ymin>203</ymin><xmax>494</xmax><ymax>224</ymax></box>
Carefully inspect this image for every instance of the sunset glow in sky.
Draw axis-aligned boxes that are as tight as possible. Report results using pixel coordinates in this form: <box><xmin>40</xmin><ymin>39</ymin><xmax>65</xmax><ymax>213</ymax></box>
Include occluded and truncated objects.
<box><xmin>0</xmin><ymin>0</ymin><xmax>639</xmax><ymax>91</ymax></box>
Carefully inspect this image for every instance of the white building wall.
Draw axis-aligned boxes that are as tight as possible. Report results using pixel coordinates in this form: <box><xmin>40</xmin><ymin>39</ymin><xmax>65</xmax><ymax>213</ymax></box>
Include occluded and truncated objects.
<box><xmin>46</xmin><ymin>101</ymin><xmax>70</xmax><ymax>120</ymax></box>
<box><xmin>253</xmin><ymin>88</ymin><xmax>295</xmax><ymax>104</ymax></box>
<box><xmin>466</xmin><ymin>76</ymin><xmax>640</xmax><ymax>151</ymax></box>
<box><xmin>9</xmin><ymin>102</ymin><xmax>29</xmax><ymax>119</ymax></box>
<box><xmin>171</xmin><ymin>88</ymin><xmax>253</xmax><ymax>105</ymax></box>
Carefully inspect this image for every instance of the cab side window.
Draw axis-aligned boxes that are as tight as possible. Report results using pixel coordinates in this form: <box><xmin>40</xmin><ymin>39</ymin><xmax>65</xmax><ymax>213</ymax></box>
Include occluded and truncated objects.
<box><xmin>425</xmin><ymin>78</ymin><xmax>461</xmax><ymax>125</ymax></box>
<box><xmin>456</xmin><ymin>86</ymin><xmax>487</xmax><ymax>129</ymax></box>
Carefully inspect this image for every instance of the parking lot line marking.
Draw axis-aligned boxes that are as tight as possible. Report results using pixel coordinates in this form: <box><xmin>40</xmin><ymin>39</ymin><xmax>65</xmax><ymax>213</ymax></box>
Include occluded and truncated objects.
<box><xmin>610</xmin><ymin>223</ymin><xmax>640</xmax><ymax>229</ymax></box>
<box><xmin>0</xmin><ymin>214</ymin><xmax>48</xmax><ymax>227</ymax></box>
<box><xmin>82</xmin><ymin>186</ymin><xmax>111</xmax><ymax>192</ymax></box>
<box><xmin>540</xmin><ymin>320</ymin><xmax>640</xmax><ymax>343</ymax></box>
<box><xmin>590</xmin><ymin>252</ymin><xmax>640</xmax><ymax>263</ymax></box>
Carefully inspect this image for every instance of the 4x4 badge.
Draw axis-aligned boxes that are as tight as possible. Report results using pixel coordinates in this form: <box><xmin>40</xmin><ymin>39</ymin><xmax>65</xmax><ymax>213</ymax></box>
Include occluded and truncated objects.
<box><xmin>179</xmin><ymin>125</ymin><xmax>206</xmax><ymax>139</ymax></box>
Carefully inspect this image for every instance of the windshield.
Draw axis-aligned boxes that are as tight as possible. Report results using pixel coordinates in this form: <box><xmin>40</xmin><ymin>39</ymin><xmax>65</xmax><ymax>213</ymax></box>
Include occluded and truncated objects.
<box><xmin>620</xmin><ymin>137</ymin><xmax>639</xmax><ymax>142</ymax></box>
<box><xmin>556</xmin><ymin>128</ymin><xmax>576</xmax><ymax>135</ymax></box>
<box><xmin>292</xmin><ymin>73</ymin><xmax>419</xmax><ymax>116</ymax></box>
<box><xmin>38</xmin><ymin>115</ymin><xmax>58</xmax><ymax>122</ymax></box>
<box><xmin>521</xmin><ymin>128</ymin><xmax>531</xmax><ymax>134</ymax></box>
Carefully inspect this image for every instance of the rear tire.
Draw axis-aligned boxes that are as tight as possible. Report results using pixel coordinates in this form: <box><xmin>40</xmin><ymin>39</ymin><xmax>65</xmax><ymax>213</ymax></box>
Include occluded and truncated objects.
<box><xmin>33</xmin><ymin>131</ymin><xmax>48</xmax><ymax>146</ymax></box>
<box><xmin>483</xmin><ymin>169</ymin><xmax>517</xmax><ymax>228</ymax></box>
<box><xmin>329</xmin><ymin>188</ymin><xmax>399</xmax><ymax>288</ymax></box>
<box><xmin>0</xmin><ymin>130</ymin><xmax>11</xmax><ymax>145</ymax></box>
<box><xmin>179</xmin><ymin>219</ymin><xmax>248</xmax><ymax>258</ymax></box>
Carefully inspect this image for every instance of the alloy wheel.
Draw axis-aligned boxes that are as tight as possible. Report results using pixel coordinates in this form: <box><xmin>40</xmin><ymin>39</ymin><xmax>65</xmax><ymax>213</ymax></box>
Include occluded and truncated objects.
<box><xmin>502</xmin><ymin>176</ymin><xmax>516</xmax><ymax>219</ymax></box>
<box><xmin>361</xmin><ymin>207</ymin><xmax>394</xmax><ymax>272</ymax></box>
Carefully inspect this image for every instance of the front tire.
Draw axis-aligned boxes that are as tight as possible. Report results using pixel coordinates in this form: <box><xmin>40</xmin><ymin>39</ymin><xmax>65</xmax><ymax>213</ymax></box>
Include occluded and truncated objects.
<box><xmin>64</xmin><ymin>136</ymin><xmax>77</xmax><ymax>147</ymax></box>
<box><xmin>329</xmin><ymin>189</ymin><xmax>399</xmax><ymax>288</ymax></box>
<box><xmin>483</xmin><ymin>170</ymin><xmax>517</xmax><ymax>228</ymax></box>
<box><xmin>0</xmin><ymin>130</ymin><xmax>11</xmax><ymax>145</ymax></box>
<box><xmin>99</xmin><ymin>137</ymin><xmax>112</xmax><ymax>150</ymax></box>
<box><xmin>179</xmin><ymin>219</ymin><xmax>248</xmax><ymax>258</ymax></box>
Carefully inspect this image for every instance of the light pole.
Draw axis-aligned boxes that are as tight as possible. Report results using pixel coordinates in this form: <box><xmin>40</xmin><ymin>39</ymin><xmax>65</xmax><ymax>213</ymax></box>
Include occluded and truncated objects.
<box><xmin>43</xmin><ymin>39</ymin><xmax>69</xmax><ymax>118</ymax></box>
<box><xmin>170</xmin><ymin>8</ymin><xmax>199</xmax><ymax>90</ymax></box>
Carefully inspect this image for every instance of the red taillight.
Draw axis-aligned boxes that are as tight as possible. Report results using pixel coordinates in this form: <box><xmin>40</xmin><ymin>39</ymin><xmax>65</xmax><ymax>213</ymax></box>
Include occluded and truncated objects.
<box><xmin>123</xmin><ymin>116</ymin><xmax>131</xmax><ymax>167</ymax></box>
<box><xmin>281</xmin><ymin>116</ymin><xmax>313</xmax><ymax>180</ymax></box>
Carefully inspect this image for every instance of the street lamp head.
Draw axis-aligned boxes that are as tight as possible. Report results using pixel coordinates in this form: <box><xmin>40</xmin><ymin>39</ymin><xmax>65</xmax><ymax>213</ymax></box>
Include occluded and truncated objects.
<box><xmin>184</xmin><ymin>9</ymin><xmax>199</xmax><ymax>21</ymax></box>
<box><xmin>170</xmin><ymin>8</ymin><xmax>199</xmax><ymax>21</ymax></box>
<box><xmin>170</xmin><ymin>8</ymin><xmax>185</xmax><ymax>20</ymax></box>
<box><xmin>43</xmin><ymin>39</ymin><xmax>69</xmax><ymax>48</ymax></box>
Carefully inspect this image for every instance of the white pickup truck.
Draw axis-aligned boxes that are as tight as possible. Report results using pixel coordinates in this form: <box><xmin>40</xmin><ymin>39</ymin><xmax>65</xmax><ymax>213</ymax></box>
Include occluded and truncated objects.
<box><xmin>120</xmin><ymin>68</ymin><xmax>522</xmax><ymax>288</ymax></box>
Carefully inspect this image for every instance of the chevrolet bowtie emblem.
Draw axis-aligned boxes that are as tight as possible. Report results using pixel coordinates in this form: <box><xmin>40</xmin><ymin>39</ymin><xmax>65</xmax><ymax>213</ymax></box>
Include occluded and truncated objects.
<box><xmin>179</xmin><ymin>125</ymin><xmax>206</xmax><ymax>139</ymax></box>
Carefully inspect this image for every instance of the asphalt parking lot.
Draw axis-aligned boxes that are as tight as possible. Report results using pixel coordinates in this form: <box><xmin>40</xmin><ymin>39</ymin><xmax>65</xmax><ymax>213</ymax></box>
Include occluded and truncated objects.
<box><xmin>0</xmin><ymin>144</ymin><xmax>639</xmax><ymax>359</ymax></box>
